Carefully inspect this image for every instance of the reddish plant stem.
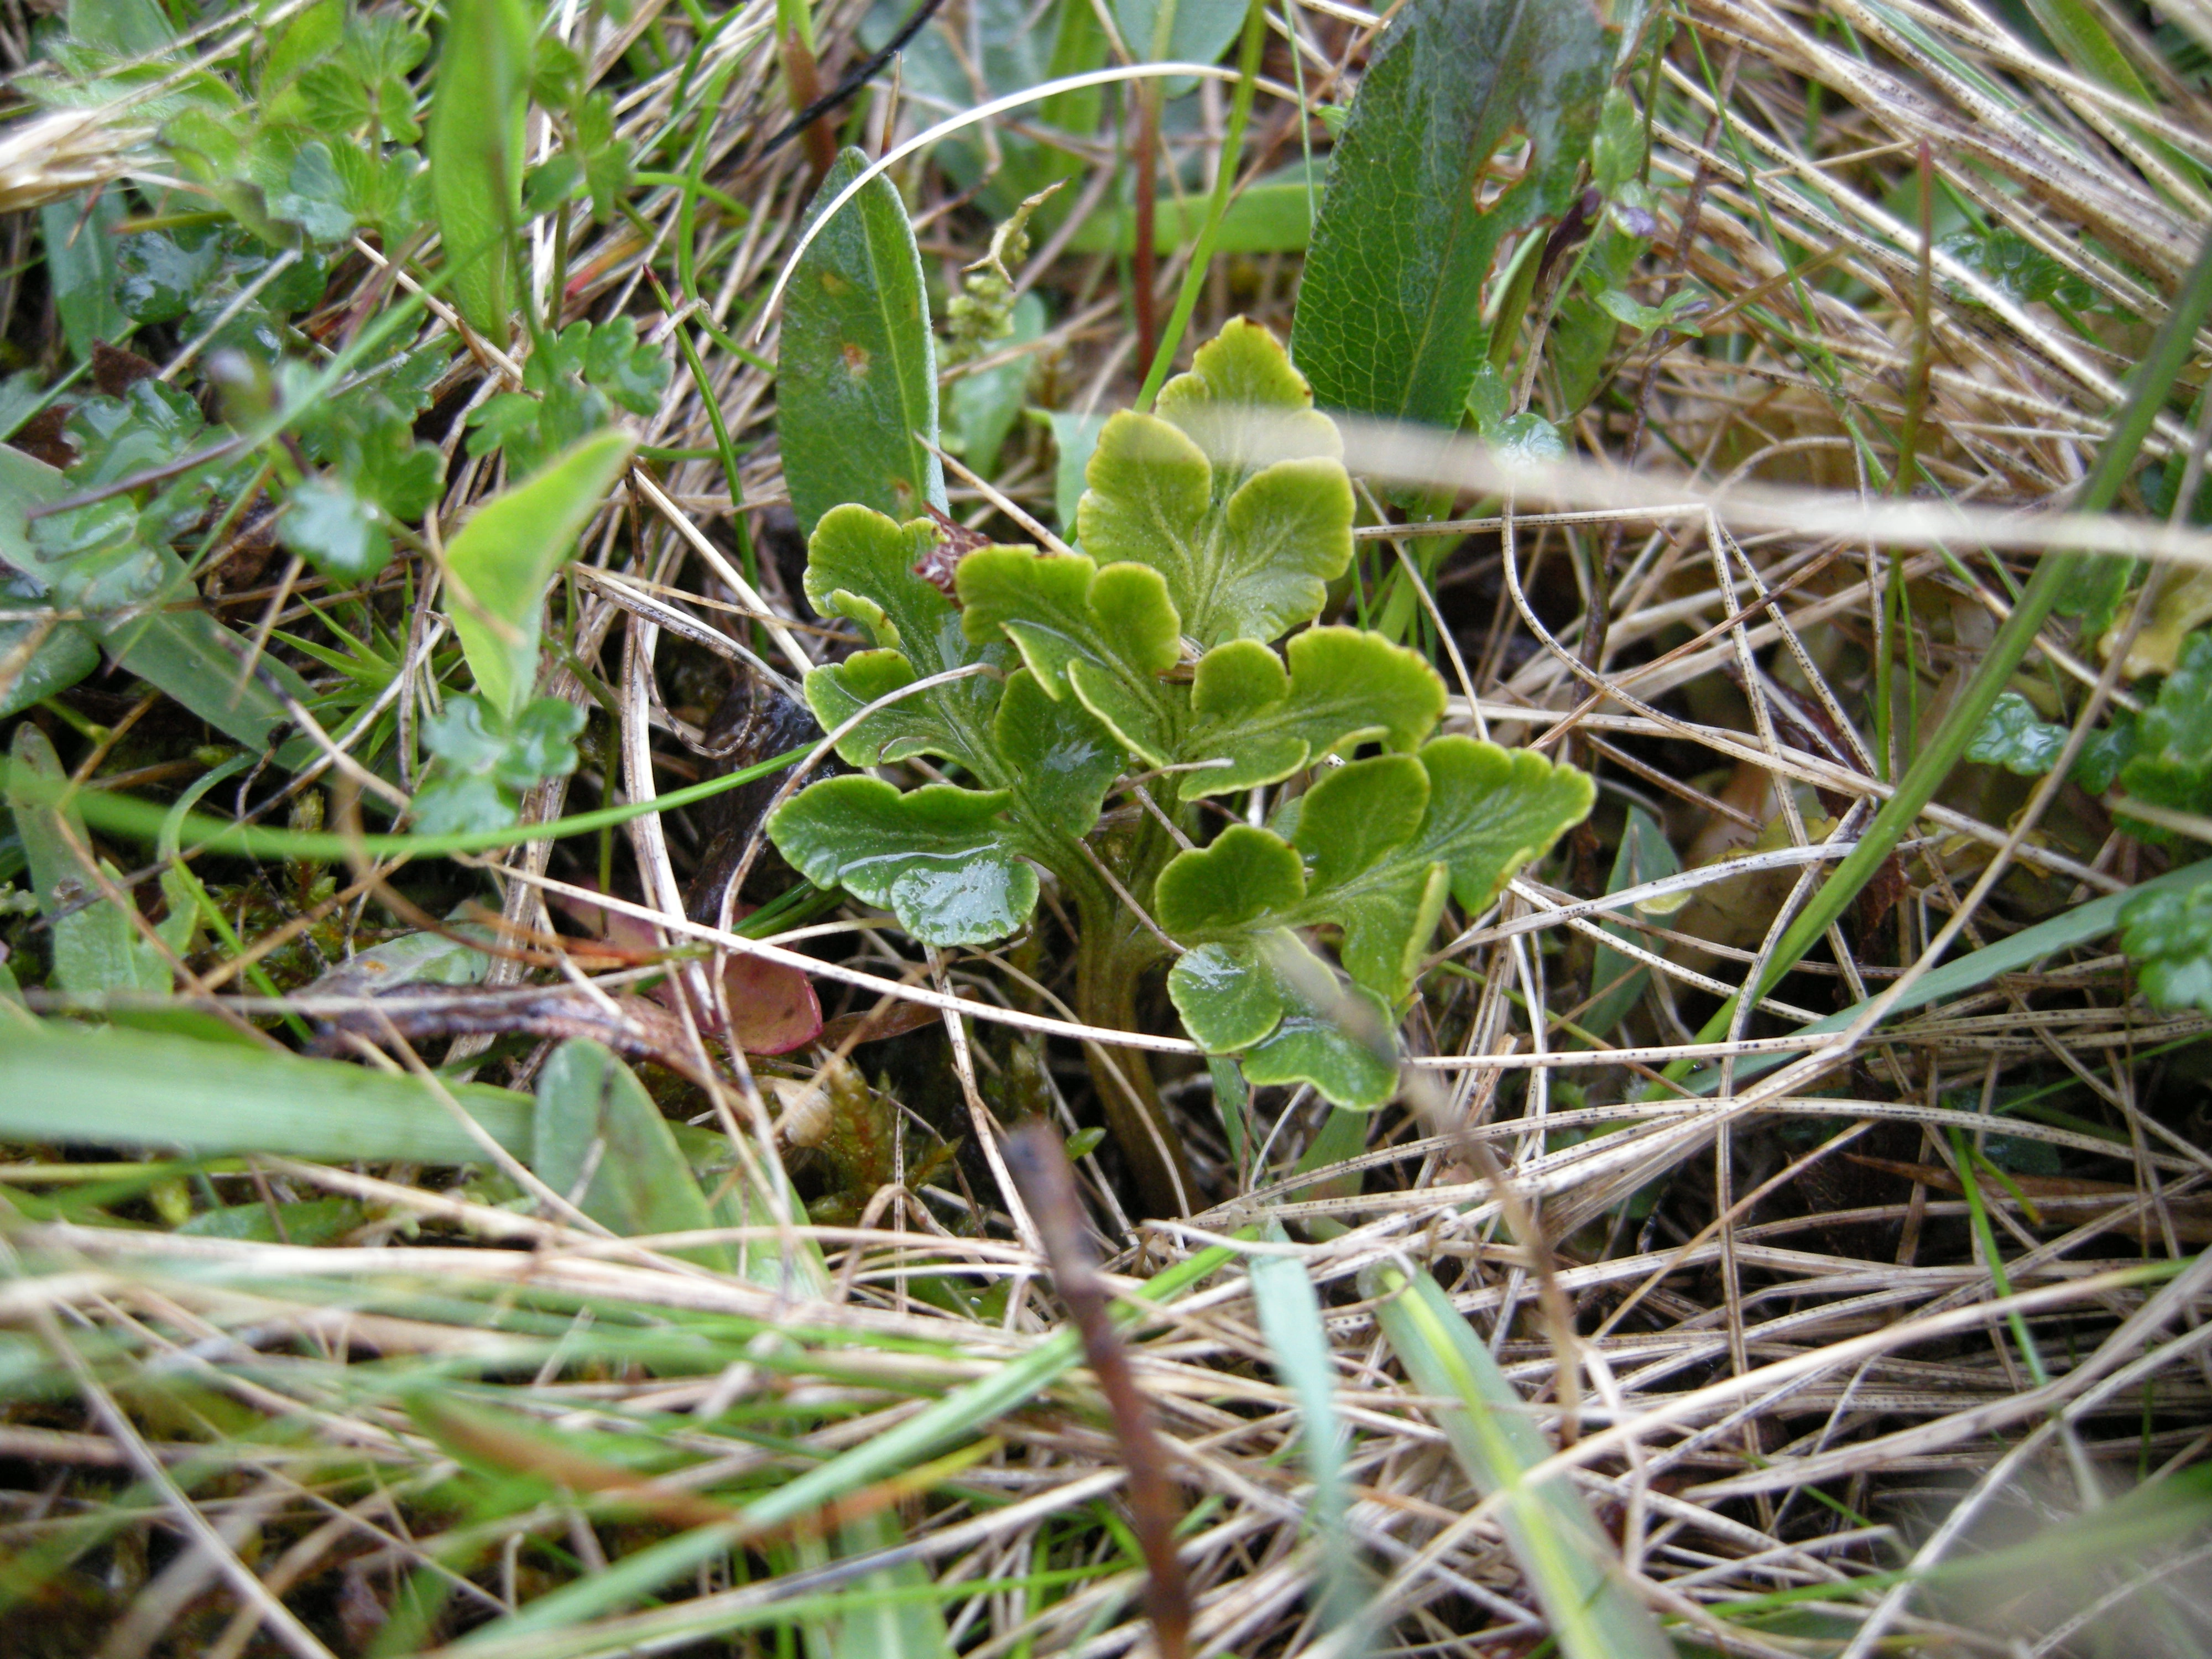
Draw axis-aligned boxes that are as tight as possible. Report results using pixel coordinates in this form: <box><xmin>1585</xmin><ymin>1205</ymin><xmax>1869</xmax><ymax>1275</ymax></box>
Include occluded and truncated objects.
<box><xmin>1003</xmin><ymin>1123</ymin><xmax>1191</xmax><ymax>1659</ymax></box>
<box><xmin>1133</xmin><ymin>87</ymin><xmax>1160</xmax><ymax>376</ymax></box>
<box><xmin>778</xmin><ymin>29</ymin><xmax>839</xmax><ymax>179</ymax></box>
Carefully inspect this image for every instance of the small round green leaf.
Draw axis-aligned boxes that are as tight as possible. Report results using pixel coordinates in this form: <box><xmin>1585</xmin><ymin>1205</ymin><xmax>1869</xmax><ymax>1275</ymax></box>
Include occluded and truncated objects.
<box><xmin>1294</xmin><ymin>753</ymin><xmax>1431</xmax><ymax>890</ymax></box>
<box><xmin>1168</xmin><ymin>941</ymin><xmax>1283</xmax><ymax>1052</ymax></box>
<box><xmin>1155</xmin><ymin>825</ymin><xmax>1307</xmax><ymax>935</ymax></box>
<box><xmin>2121</xmin><ymin>883</ymin><xmax>2212</xmax><ymax>1013</ymax></box>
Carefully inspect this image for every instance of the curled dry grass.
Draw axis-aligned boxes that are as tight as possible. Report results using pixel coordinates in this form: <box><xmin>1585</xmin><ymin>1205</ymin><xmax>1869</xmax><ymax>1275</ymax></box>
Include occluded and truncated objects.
<box><xmin>6</xmin><ymin>0</ymin><xmax>2212</xmax><ymax>1653</ymax></box>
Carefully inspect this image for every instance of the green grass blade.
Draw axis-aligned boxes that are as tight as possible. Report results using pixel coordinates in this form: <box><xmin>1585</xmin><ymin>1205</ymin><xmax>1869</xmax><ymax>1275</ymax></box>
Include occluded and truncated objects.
<box><xmin>0</xmin><ymin>739</ymin><xmax>807</xmax><ymax>864</ymax></box>
<box><xmin>1134</xmin><ymin>0</ymin><xmax>1268</xmax><ymax>410</ymax></box>
<box><xmin>1250</xmin><ymin>1237</ymin><xmax>1367</xmax><ymax>1630</ymax></box>
<box><xmin>38</xmin><ymin>192</ymin><xmax>127</xmax><ymax>361</ymax></box>
<box><xmin>828</xmin><ymin>1512</ymin><xmax>956</xmax><ymax>1659</ymax></box>
<box><xmin>0</xmin><ymin>1020</ymin><xmax>533</xmax><ymax>1162</ymax></box>
<box><xmin>1687</xmin><ymin>854</ymin><xmax>2212</xmax><ymax>1094</ymax></box>
<box><xmin>1364</xmin><ymin>1261</ymin><xmax>1676</xmax><ymax>1659</ymax></box>
<box><xmin>451</xmin><ymin>1242</ymin><xmax>1242</xmax><ymax>1648</ymax></box>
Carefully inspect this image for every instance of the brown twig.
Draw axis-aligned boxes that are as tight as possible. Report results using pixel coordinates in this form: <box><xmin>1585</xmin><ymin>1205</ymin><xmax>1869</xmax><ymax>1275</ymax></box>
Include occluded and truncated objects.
<box><xmin>1003</xmin><ymin>1123</ymin><xmax>1191</xmax><ymax>1659</ymax></box>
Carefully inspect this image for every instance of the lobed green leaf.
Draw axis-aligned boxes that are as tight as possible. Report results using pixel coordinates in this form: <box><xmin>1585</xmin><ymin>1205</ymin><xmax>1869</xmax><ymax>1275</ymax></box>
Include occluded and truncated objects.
<box><xmin>1170</xmin><ymin>930</ymin><xmax>1399</xmax><ymax>1107</ymax></box>
<box><xmin>2121</xmin><ymin>883</ymin><xmax>2212</xmax><ymax>1013</ymax></box>
<box><xmin>957</xmin><ymin>546</ymin><xmax>1180</xmax><ymax>760</ymax></box>
<box><xmin>768</xmin><ymin>776</ymin><xmax>1039</xmax><ymax>945</ymax></box>
<box><xmin>1185</xmin><ymin>627</ymin><xmax>1446</xmax><ymax>797</ymax></box>
<box><xmin>1155</xmin><ymin>739</ymin><xmax>1589</xmax><ymax>1099</ymax></box>
<box><xmin>1077</xmin><ymin>319</ymin><xmax>1352</xmax><ymax>648</ymax></box>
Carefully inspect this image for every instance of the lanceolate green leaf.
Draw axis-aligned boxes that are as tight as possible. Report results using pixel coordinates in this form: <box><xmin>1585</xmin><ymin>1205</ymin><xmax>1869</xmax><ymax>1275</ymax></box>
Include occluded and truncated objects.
<box><xmin>40</xmin><ymin>190</ymin><xmax>128</xmax><ymax>362</ymax></box>
<box><xmin>444</xmin><ymin>427</ymin><xmax>635</xmax><ymax>722</ymax></box>
<box><xmin>1364</xmin><ymin>1261</ymin><xmax>1676</xmax><ymax>1659</ymax></box>
<box><xmin>426</xmin><ymin>0</ymin><xmax>531</xmax><ymax>349</ymax></box>
<box><xmin>780</xmin><ymin>149</ymin><xmax>947</xmax><ymax>537</ymax></box>
<box><xmin>1290</xmin><ymin>0</ymin><xmax>1609</xmax><ymax>426</ymax></box>
<box><xmin>533</xmin><ymin>1040</ymin><xmax>729</xmax><ymax>1269</ymax></box>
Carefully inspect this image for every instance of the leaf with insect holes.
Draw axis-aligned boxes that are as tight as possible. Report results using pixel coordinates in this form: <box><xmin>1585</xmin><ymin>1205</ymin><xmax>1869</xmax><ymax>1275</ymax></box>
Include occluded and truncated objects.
<box><xmin>1077</xmin><ymin>320</ymin><xmax>1352</xmax><ymax>647</ymax></box>
<box><xmin>1183</xmin><ymin>628</ymin><xmax>1446</xmax><ymax>797</ymax></box>
<box><xmin>769</xmin><ymin>777</ymin><xmax>1039</xmax><ymax>945</ymax></box>
<box><xmin>1290</xmin><ymin>0</ymin><xmax>1609</xmax><ymax>428</ymax></box>
<box><xmin>779</xmin><ymin>149</ymin><xmax>946</xmax><ymax>536</ymax></box>
<box><xmin>2121</xmin><ymin>883</ymin><xmax>2212</xmax><ymax>1014</ymax></box>
<box><xmin>798</xmin><ymin>505</ymin><xmax>1002</xmax><ymax>769</ymax></box>
<box><xmin>1157</xmin><ymin>739</ymin><xmax>1591</xmax><ymax>1105</ymax></box>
